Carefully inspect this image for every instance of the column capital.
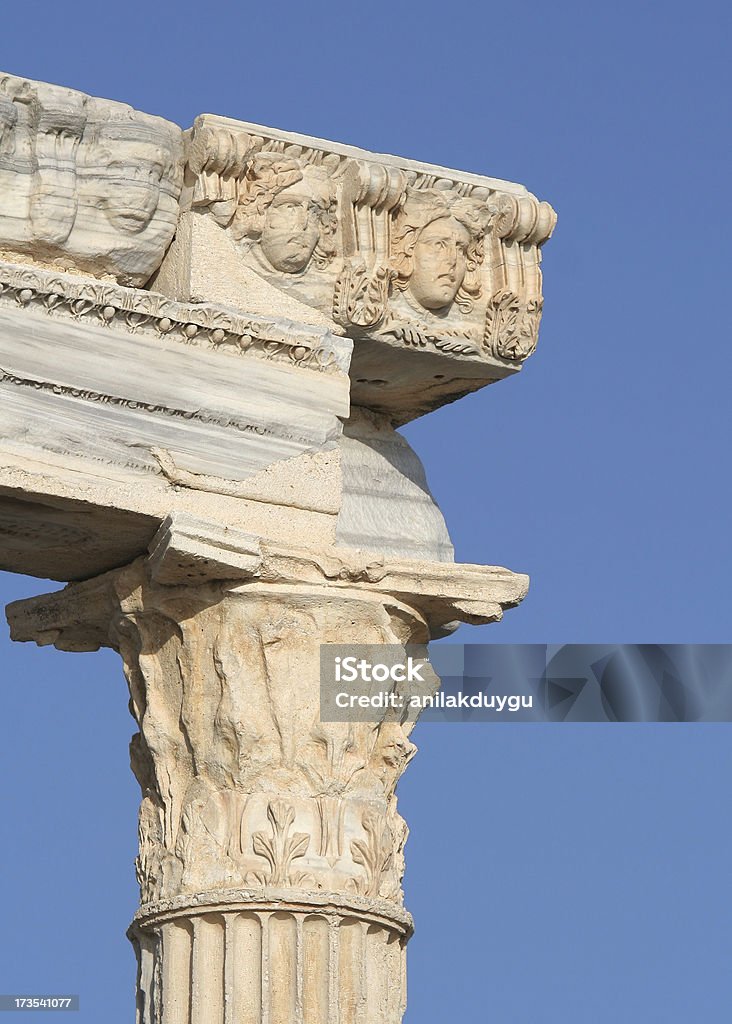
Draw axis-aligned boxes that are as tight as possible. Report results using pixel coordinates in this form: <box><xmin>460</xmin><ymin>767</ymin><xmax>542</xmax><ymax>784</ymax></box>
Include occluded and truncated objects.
<box><xmin>7</xmin><ymin>511</ymin><xmax>528</xmax><ymax>651</ymax></box>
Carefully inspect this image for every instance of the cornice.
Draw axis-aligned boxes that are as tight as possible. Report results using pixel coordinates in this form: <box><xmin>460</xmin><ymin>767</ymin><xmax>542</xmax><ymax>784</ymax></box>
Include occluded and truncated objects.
<box><xmin>0</xmin><ymin>259</ymin><xmax>350</xmax><ymax>375</ymax></box>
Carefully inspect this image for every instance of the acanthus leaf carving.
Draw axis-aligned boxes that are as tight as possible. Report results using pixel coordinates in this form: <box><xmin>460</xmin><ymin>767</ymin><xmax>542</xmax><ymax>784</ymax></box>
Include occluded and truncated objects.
<box><xmin>483</xmin><ymin>288</ymin><xmax>544</xmax><ymax>362</ymax></box>
<box><xmin>302</xmin><ymin>721</ymin><xmax>364</xmax><ymax>796</ymax></box>
<box><xmin>333</xmin><ymin>260</ymin><xmax>393</xmax><ymax>330</ymax></box>
<box><xmin>249</xmin><ymin>800</ymin><xmax>311</xmax><ymax>887</ymax></box>
<box><xmin>97</xmin><ymin>560</ymin><xmax>432</xmax><ymax>908</ymax></box>
<box><xmin>375</xmin><ymin>318</ymin><xmax>481</xmax><ymax>356</ymax></box>
<box><xmin>350</xmin><ymin>811</ymin><xmax>394</xmax><ymax>899</ymax></box>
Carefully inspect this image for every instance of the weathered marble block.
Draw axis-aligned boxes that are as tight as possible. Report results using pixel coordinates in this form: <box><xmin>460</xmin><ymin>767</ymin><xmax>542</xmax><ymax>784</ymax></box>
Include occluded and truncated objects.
<box><xmin>0</xmin><ymin>73</ymin><xmax>183</xmax><ymax>285</ymax></box>
<box><xmin>0</xmin><ymin>258</ymin><xmax>352</xmax><ymax>579</ymax></box>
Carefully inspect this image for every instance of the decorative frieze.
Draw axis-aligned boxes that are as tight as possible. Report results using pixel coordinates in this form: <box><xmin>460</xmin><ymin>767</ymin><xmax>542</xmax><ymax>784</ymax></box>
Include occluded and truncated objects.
<box><xmin>174</xmin><ymin>115</ymin><xmax>555</xmax><ymax>370</ymax></box>
<box><xmin>153</xmin><ymin>114</ymin><xmax>555</xmax><ymax>418</ymax></box>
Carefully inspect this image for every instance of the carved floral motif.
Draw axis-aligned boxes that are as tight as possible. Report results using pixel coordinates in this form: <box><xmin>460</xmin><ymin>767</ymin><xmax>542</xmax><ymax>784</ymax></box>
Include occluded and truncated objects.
<box><xmin>350</xmin><ymin>811</ymin><xmax>394</xmax><ymax>899</ymax></box>
<box><xmin>333</xmin><ymin>261</ymin><xmax>394</xmax><ymax>329</ymax></box>
<box><xmin>249</xmin><ymin>801</ymin><xmax>311</xmax><ymax>886</ymax></box>
<box><xmin>483</xmin><ymin>289</ymin><xmax>544</xmax><ymax>361</ymax></box>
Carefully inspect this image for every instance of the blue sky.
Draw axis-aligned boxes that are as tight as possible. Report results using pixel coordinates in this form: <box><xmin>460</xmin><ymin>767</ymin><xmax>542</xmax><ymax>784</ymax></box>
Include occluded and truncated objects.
<box><xmin>1</xmin><ymin>1</ymin><xmax>731</xmax><ymax>1020</ymax></box>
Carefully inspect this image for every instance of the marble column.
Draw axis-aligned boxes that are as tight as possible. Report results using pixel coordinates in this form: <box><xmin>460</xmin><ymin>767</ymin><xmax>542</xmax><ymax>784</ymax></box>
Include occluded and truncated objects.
<box><xmin>8</xmin><ymin>520</ymin><xmax>526</xmax><ymax>1024</ymax></box>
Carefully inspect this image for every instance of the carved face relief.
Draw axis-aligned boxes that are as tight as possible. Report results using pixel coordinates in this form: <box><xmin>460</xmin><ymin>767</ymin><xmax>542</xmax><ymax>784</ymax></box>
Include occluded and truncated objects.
<box><xmin>84</xmin><ymin>140</ymin><xmax>167</xmax><ymax>234</ymax></box>
<box><xmin>0</xmin><ymin>81</ymin><xmax>183</xmax><ymax>285</ymax></box>
<box><xmin>410</xmin><ymin>215</ymin><xmax>470</xmax><ymax>311</ymax></box>
<box><xmin>71</xmin><ymin>104</ymin><xmax>183</xmax><ymax>283</ymax></box>
<box><xmin>75</xmin><ymin>99</ymin><xmax>183</xmax><ymax>260</ymax></box>
<box><xmin>231</xmin><ymin>153</ymin><xmax>337</xmax><ymax>279</ymax></box>
<box><xmin>390</xmin><ymin>188</ymin><xmax>489</xmax><ymax>321</ymax></box>
<box><xmin>259</xmin><ymin>186</ymin><xmax>321</xmax><ymax>274</ymax></box>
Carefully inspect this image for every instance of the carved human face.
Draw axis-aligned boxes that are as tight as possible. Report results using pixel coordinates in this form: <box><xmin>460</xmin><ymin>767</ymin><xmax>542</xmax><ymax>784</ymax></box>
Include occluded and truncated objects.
<box><xmin>90</xmin><ymin>141</ymin><xmax>166</xmax><ymax>234</ymax></box>
<box><xmin>259</xmin><ymin>187</ymin><xmax>320</xmax><ymax>274</ymax></box>
<box><xmin>410</xmin><ymin>215</ymin><xmax>470</xmax><ymax>310</ymax></box>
